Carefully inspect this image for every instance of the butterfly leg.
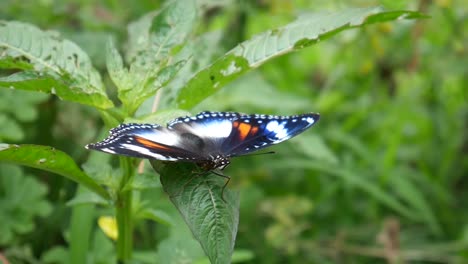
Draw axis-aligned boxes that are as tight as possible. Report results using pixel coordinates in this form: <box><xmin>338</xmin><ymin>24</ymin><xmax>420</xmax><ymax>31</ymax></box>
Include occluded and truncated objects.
<box><xmin>211</xmin><ymin>170</ymin><xmax>231</xmax><ymax>202</ymax></box>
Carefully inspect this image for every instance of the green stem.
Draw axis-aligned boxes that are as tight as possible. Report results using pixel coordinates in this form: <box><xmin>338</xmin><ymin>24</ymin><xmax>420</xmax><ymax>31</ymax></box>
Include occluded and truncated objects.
<box><xmin>116</xmin><ymin>157</ymin><xmax>134</xmax><ymax>261</ymax></box>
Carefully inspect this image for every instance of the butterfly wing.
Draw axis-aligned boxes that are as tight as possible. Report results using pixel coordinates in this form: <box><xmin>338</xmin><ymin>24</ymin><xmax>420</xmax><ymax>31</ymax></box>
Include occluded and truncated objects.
<box><xmin>222</xmin><ymin>113</ymin><xmax>320</xmax><ymax>156</ymax></box>
<box><xmin>86</xmin><ymin>111</ymin><xmax>320</xmax><ymax>162</ymax></box>
<box><xmin>85</xmin><ymin>123</ymin><xmax>204</xmax><ymax>161</ymax></box>
<box><xmin>165</xmin><ymin>111</ymin><xmax>241</xmax><ymax>154</ymax></box>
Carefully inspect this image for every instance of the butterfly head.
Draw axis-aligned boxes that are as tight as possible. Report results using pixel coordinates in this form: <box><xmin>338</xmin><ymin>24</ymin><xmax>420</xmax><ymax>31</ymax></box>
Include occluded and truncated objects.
<box><xmin>199</xmin><ymin>155</ymin><xmax>231</xmax><ymax>171</ymax></box>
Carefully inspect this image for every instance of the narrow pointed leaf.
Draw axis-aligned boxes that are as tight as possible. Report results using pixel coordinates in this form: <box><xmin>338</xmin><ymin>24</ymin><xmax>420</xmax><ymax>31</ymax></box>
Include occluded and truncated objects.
<box><xmin>0</xmin><ymin>144</ymin><xmax>109</xmax><ymax>200</ymax></box>
<box><xmin>176</xmin><ymin>7</ymin><xmax>427</xmax><ymax>109</ymax></box>
<box><xmin>151</xmin><ymin>161</ymin><xmax>239</xmax><ymax>264</ymax></box>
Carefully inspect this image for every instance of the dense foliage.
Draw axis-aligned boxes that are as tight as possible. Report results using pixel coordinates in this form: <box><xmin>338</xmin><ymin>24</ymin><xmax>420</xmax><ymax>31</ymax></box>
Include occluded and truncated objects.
<box><xmin>0</xmin><ymin>1</ymin><xmax>466</xmax><ymax>263</ymax></box>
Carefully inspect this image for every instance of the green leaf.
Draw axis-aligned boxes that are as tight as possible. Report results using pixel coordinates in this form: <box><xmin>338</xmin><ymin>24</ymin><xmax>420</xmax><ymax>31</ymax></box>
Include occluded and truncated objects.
<box><xmin>176</xmin><ymin>7</ymin><xmax>426</xmax><ymax>109</ymax></box>
<box><xmin>195</xmin><ymin>249</ymin><xmax>255</xmax><ymax>264</ymax></box>
<box><xmin>119</xmin><ymin>60</ymin><xmax>187</xmax><ymax>114</ymax></box>
<box><xmin>0</xmin><ymin>164</ymin><xmax>52</xmax><ymax>245</ymax></box>
<box><xmin>126</xmin><ymin>0</ymin><xmax>198</xmax><ymax>64</ymax></box>
<box><xmin>0</xmin><ymin>21</ymin><xmax>113</xmax><ymax>109</ymax></box>
<box><xmin>151</xmin><ymin>161</ymin><xmax>239</xmax><ymax>264</ymax></box>
<box><xmin>112</xmin><ymin>0</ymin><xmax>197</xmax><ymax>114</ymax></box>
<box><xmin>156</xmin><ymin>234</ymin><xmax>206</xmax><ymax>264</ymax></box>
<box><xmin>0</xmin><ymin>144</ymin><xmax>110</xmax><ymax>200</ymax></box>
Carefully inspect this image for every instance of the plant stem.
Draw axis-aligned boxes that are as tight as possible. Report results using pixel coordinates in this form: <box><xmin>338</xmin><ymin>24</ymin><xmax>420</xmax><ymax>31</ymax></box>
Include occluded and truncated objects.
<box><xmin>116</xmin><ymin>157</ymin><xmax>134</xmax><ymax>261</ymax></box>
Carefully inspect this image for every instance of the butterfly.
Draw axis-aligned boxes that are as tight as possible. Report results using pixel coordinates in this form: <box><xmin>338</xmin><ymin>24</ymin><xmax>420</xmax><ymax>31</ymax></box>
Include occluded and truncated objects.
<box><xmin>86</xmin><ymin>111</ymin><xmax>320</xmax><ymax>171</ymax></box>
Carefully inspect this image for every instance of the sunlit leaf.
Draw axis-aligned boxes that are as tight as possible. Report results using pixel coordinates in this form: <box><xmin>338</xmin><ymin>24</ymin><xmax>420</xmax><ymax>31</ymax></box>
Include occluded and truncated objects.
<box><xmin>176</xmin><ymin>7</ymin><xmax>426</xmax><ymax>109</ymax></box>
<box><xmin>113</xmin><ymin>0</ymin><xmax>197</xmax><ymax>114</ymax></box>
<box><xmin>0</xmin><ymin>21</ymin><xmax>113</xmax><ymax>109</ymax></box>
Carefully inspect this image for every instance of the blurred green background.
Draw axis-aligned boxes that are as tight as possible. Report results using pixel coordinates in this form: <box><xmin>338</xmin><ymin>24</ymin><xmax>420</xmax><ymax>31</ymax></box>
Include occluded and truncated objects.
<box><xmin>0</xmin><ymin>0</ymin><xmax>467</xmax><ymax>263</ymax></box>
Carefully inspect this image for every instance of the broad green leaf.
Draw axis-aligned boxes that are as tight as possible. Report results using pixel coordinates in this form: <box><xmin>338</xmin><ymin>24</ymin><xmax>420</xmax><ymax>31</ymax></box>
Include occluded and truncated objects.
<box><xmin>157</xmin><ymin>235</ymin><xmax>206</xmax><ymax>264</ymax></box>
<box><xmin>126</xmin><ymin>0</ymin><xmax>197</xmax><ymax>64</ymax></box>
<box><xmin>154</xmin><ymin>202</ymin><xmax>206</xmax><ymax>263</ymax></box>
<box><xmin>120</xmin><ymin>61</ymin><xmax>187</xmax><ymax>114</ymax></box>
<box><xmin>112</xmin><ymin>0</ymin><xmax>197</xmax><ymax>114</ymax></box>
<box><xmin>176</xmin><ymin>7</ymin><xmax>427</xmax><ymax>109</ymax></box>
<box><xmin>0</xmin><ymin>144</ymin><xmax>110</xmax><ymax>200</ymax></box>
<box><xmin>151</xmin><ymin>161</ymin><xmax>239</xmax><ymax>264</ymax></box>
<box><xmin>0</xmin><ymin>21</ymin><xmax>113</xmax><ymax>109</ymax></box>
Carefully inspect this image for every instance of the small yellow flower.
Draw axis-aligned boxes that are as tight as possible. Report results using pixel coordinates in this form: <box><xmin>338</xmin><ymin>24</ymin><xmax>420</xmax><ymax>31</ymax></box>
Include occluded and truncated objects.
<box><xmin>98</xmin><ymin>216</ymin><xmax>118</xmax><ymax>240</ymax></box>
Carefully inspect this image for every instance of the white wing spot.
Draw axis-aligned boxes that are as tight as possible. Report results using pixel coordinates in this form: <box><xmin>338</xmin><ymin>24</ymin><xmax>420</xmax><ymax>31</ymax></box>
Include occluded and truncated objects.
<box><xmin>102</xmin><ymin>148</ymin><xmax>116</xmax><ymax>154</ymax></box>
<box><xmin>138</xmin><ymin>131</ymin><xmax>180</xmax><ymax>146</ymax></box>
<box><xmin>183</xmin><ymin>119</ymin><xmax>233</xmax><ymax>138</ymax></box>
<box><xmin>265</xmin><ymin>121</ymin><xmax>289</xmax><ymax>140</ymax></box>
<box><xmin>121</xmin><ymin>144</ymin><xmax>177</xmax><ymax>161</ymax></box>
<box><xmin>305</xmin><ymin>117</ymin><xmax>315</xmax><ymax>124</ymax></box>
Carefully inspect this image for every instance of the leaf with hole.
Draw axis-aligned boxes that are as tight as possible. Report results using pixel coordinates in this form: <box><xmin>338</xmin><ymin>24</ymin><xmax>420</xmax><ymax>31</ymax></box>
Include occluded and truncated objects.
<box><xmin>0</xmin><ymin>21</ymin><xmax>113</xmax><ymax>109</ymax></box>
<box><xmin>176</xmin><ymin>7</ymin><xmax>427</xmax><ymax>109</ymax></box>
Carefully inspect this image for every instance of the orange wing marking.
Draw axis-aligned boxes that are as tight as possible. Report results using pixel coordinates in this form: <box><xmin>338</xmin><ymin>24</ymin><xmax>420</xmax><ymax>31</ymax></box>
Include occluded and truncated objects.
<box><xmin>250</xmin><ymin>126</ymin><xmax>259</xmax><ymax>136</ymax></box>
<box><xmin>135</xmin><ymin>136</ymin><xmax>171</xmax><ymax>150</ymax></box>
<box><xmin>237</xmin><ymin>122</ymin><xmax>253</xmax><ymax>141</ymax></box>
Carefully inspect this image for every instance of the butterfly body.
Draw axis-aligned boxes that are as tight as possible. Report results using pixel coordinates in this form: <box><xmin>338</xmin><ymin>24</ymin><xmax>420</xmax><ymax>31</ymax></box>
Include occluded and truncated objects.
<box><xmin>86</xmin><ymin>111</ymin><xmax>320</xmax><ymax>170</ymax></box>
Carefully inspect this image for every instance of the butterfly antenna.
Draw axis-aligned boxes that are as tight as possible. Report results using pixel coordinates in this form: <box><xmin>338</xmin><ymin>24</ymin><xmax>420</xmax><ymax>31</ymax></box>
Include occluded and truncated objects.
<box><xmin>242</xmin><ymin>151</ymin><xmax>276</xmax><ymax>157</ymax></box>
